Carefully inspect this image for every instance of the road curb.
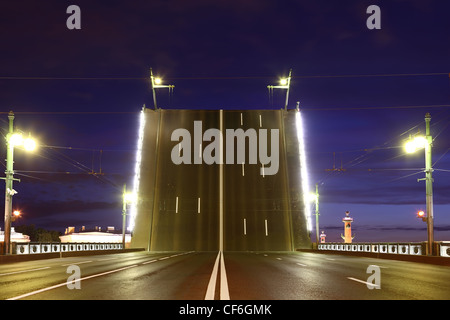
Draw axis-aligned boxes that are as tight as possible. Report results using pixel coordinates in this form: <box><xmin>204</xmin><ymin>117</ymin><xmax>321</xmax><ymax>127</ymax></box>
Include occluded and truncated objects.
<box><xmin>0</xmin><ymin>248</ymin><xmax>145</xmax><ymax>264</ymax></box>
<box><xmin>297</xmin><ymin>249</ymin><xmax>450</xmax><ymax>266</ymax></box>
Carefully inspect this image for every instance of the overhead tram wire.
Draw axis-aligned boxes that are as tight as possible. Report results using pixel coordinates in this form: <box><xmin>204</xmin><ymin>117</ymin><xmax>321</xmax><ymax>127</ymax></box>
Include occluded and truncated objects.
<box><xmin>0</xmin><ymin>71</ymin><xmax>448</xmax><ymax>81</ymax></box>
<box><xmin>314</xmin><ymin>118</ymin><xmax>438</xmax><ymax>186</ymax></box>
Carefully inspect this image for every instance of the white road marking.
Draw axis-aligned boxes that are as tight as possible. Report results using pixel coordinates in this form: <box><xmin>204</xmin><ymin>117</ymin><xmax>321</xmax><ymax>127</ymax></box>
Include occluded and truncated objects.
<box><xmin>205</xmin><ymin>251</ymin><xmax>230</xmax><ymax>300</ymax></box>
<box><xmin>205</xmin><ymin>251</ymin><xmax>220</xmax><ymax>300</ymax></box>
<box><xmin>0</xmin><ymin>267</ymin><xmax>51</xmax><ymax>276</ymax></box>
<box><xmin>158</xmin><ymin>256</ymin><xmax>170</xmax><ymax>261</ymax></box>
<box><xmin>347</xmin><ymin>277</ymin><xmax>380</xmax><ymax>289</ymax></box>
<box><xmin>296</xmin><ymin>263</ymin><xmax>307</xmax><ymax>267</ymax></box>
<box><xmin>8</xmin><ymin>264</ymin><xmax>139</xmax><ymax>300</ymax></box>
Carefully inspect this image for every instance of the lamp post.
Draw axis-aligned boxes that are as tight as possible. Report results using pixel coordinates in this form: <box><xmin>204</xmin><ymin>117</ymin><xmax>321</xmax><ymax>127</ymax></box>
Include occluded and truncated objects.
<box><xmin>150</xmin><ymin>68</ymin><xmax>174</xmax><ymax>110</ymax></box>
<box><xmin>267</xmin><ymin>69</ymin><xmax>292</xmax><ymax>110</ymax></box>
<box><xmin>3</xmin><ymin>111</ymin><xmax>36</xmax><ymax>254</ymax></box>
<box><xmin>404</xmin><ymin>113</ymin><xmax>434</xmax><ymax>255</ymax></box>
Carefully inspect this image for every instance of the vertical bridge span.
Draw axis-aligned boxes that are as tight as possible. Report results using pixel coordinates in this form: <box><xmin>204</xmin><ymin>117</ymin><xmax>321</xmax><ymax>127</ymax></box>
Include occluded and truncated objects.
<box><xmin>130</xmin><ymin>108</ymin><xmax>311</xmax><ymax>251</ymax></box>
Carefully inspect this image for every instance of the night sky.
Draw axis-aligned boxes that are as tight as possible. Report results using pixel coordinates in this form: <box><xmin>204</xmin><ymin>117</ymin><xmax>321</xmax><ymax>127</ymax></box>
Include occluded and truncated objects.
<box><xmin>1</xmin><ymin>0</ymin><xmax>449</xmax><ymax>243</ymax></box>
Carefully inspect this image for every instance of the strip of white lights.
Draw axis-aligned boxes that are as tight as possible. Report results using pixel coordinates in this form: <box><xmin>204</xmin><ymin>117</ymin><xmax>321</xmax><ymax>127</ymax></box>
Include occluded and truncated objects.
<box><xmin>128</xmin><ymin>109</ymin><xmax>146</xmax><ymax>231</ymax></box>
<box><xmin>295</xmin><ymin>110</ymin><xmax>312</xmax><ymax>232</ymax></box>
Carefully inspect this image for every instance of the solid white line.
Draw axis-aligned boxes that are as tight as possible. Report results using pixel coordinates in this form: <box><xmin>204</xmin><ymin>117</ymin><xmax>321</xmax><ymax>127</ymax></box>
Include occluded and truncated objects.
<box><xmin>0</xmin><ymin>267</ymin><xmax>51</xmax><ymax>276</ymax></box>
<box><xmin>296</xmin><ymin>263</ymin><xmax>307</xmax><ymax>267</ymax></box>
<box><xmin>8</xmin><ymin>264</ymin><xmax>139</xmax><ymax>300</ymax></box>
<box><xmin>142</xmin><ymin>259</ymin><xmax>158</xmax><ymax>265</ymax></box>
<box><xmin>220</xmin><ymin>251</ymin><xmax>230</xmax><ymax>300</ymax></box>
<box><xmin>347</xmin><ymin>277</ymin><xmax>380</xmax><ymax>288</ymax></box>
<box><xmin>205</xmin><ymin>251</ymin><xmax>221</xmax><ymax>300</ymax></box>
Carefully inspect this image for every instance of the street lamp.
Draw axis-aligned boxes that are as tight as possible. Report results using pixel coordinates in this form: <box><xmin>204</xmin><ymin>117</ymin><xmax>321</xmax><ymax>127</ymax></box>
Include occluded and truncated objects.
<box><xmin>150</xmin><ymin>68</ymin><xmax>175</xmax><ymax>110</ymax></box>
<box><xmin>404</xmin><ymin>112</ymin><xmax>434</xmax><ymax>255</ymax></box>
<box><xmin>267</xmin><ymin>69</ymin><xmax>292</xmax><ymax>110</ymax></box>
<box><xmin>12</xmin><ymin>210</ymin><xmax>21</xmax><ymax>221</ymax></box>
<box><xmin>3</xmin><ymin>111</ymin><xmax>37</xmax><ymax>254</ymax></box>
<box><xmin>417</xmin><ymin>210</ymin><xmax>426</xmax><ymax>222</ymax></box>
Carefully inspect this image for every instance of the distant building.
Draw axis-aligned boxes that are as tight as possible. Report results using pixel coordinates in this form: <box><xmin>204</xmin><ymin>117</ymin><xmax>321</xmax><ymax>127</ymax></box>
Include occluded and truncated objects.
<box><xmin>0</xmin><ymin>227</ymin><xmax>30</xmax><ymax>243</ymax></box>
<box><xmin>60</xmin><ymin>226</ymin><xmax>131</xmax><ymax>247</ymax></box>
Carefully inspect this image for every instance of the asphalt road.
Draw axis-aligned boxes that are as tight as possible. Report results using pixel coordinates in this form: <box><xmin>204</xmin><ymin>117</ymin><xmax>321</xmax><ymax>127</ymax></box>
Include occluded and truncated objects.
<box><xmin>0</xmin><ymin>251</ymin><xmax>448</xmax><ymax>301</ymax></box>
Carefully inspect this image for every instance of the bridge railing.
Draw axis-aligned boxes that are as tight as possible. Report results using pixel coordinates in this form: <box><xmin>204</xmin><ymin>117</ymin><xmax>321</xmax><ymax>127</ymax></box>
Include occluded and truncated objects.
<box><xmin>15</xmin><ymin>242</ymin><xmax>124</xmax><ymax>255</ymax></box>
<box><xmin>318</xmin><ymin>241</ymin><xmax>450</xmax><ymax>257</ymax></box>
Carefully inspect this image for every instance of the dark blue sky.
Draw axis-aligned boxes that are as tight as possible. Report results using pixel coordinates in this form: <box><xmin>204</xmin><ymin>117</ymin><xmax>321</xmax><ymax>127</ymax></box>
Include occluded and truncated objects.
<box><xmin>1</xmin><ymin>0</ymin><xmax>449</xmax><ymax>242</ymax></box>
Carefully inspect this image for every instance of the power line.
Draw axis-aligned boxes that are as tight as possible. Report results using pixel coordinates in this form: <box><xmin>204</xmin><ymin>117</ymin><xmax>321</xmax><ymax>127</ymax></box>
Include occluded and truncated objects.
<box><xmin>0</xmin><ymin>104</ymin><xmax>449</xmax><ymax>116</ymax></box>
<box><xmin>300</xmin><ymin>104</ymin><xmax>450</xmax><ymax>111</ymax></box>
<box><xmin>0</xmin><ymin>72</ymin><xmax>448</xmax><ymax>81</ymax></box>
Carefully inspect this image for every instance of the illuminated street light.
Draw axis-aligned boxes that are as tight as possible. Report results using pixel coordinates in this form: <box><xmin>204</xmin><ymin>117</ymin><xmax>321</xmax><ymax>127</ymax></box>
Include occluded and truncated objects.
<box><xmin>417</xmin><ymin>210</ymin><xmax>426</xmax><ymax>222</ymax></box>
<box><xmin>23</xmin><ymin>135</ymin><xmax>37</xmax><ymax>151</ymax></box>
<box><xmin>2</xmin><ymin>111</ymin><xmax>37</xmax><ymax>254</ymax></box>
<box><xmin>267</xmin><ymin>69</ymin><xmax>292</xmax><ymax>110</ymax></box>
<box><xmin>12</xmin><ymin>210</ymin><xmax>21</xmax><ymax>221</ymax></box>
<box><xmin>150</xmin><ymin>68</ymin><xmax>175</xmax><ymax>110</ymax></box>
<box><xmin>279</xmin><ymin>78</ymin><xmax>288</xmax><ymax>86</ymax></box>
<box><xmin>404</xmin><ymin>113</ymin><xmax>434</xmax><ymax>255</ymax></box>
<box><xmin>404</xmin><ymin>135</ymin><xmax>427</xmax><ymax>154</ymax></box>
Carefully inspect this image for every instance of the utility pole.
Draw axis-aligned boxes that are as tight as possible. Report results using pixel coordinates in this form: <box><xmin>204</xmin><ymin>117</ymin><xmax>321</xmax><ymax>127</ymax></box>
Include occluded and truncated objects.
<box><xmin>2</xmin><ymin>112</ymin><xmax>35</xmax><ymax>255</ymax></box>
<box><xmin>405</xmin><ymin>113</ymin><xmax>435</xmax><ymax>255</ymax></box>
<box><xmin>423</xmin><ymin>113</ymin><xmax>434</xmax><ymax>255</ymax></box>
<box><xmin>3</xmin><ymin>112</ymin><xmax>16</xmax><ymax>254</ymax></box>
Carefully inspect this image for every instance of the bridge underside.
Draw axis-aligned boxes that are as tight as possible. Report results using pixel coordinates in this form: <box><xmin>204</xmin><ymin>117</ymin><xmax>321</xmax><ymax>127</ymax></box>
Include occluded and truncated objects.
<box><xmin>130</xmin><ymin>109</ymin><xmax>311</xmax><ymax>251</ymax></box>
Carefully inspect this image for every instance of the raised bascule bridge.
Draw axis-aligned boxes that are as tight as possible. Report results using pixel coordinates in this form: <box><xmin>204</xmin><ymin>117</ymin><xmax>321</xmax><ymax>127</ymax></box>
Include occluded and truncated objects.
<box><xmin>129</xmin><ymin>107</ymin><xmax>312</xmax><ymax>252</ymax></box>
